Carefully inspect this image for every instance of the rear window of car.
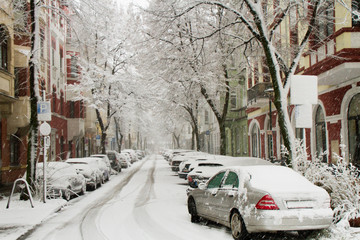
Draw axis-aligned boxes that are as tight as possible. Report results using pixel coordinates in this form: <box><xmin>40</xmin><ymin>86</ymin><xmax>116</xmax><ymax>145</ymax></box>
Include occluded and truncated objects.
<box><xmin>107</xmin><ymin>153</ymin><xmax>116</xmax><ymax>160</ymax></box>
<box><xmin>198</xmin><ymin>163</ymin><xmax>223</xmax><ymax>167</ymax></box>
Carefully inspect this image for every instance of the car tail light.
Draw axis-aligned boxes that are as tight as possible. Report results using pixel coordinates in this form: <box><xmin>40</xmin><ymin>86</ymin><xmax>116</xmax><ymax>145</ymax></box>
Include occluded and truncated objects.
<box><xmin>188</xmin><ymin>176</ymin><xmax>193</xmax><ymax>182</ymax></box>
<box><xmin>256</xmin><ymin>195</ymin><xmax>279</xmax><ymax>210</ymax></box>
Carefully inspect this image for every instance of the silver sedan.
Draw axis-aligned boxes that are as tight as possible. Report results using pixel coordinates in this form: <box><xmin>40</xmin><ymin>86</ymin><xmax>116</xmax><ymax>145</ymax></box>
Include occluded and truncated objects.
<box><xmin>187</xmin><ymin>165</ymin><xmax>333</xmax><ymax>239</ymax></box>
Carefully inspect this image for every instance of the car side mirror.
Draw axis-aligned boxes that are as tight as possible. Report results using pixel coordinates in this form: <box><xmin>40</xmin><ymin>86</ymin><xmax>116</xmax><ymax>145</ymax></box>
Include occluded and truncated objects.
<box><xmin>198</xmin><ymin>183</ymin><xmax>206</xmax><ymax>190</ymax></box>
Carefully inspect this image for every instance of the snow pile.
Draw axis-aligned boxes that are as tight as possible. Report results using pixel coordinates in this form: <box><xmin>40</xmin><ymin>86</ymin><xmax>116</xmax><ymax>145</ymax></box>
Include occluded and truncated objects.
<box><xmin>292</xmin><ymin>139</ymin><xmax>360</xmax><ymax>225</ymax></box>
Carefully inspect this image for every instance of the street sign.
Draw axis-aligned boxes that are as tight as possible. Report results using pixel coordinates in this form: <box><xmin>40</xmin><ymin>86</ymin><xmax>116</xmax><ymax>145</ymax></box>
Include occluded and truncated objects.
<box><xmin>39</xmin><ymin>122</ymin><xmax>51</xmax><ymax>136</ymax></box>
<box><xmin>37</xmin><ymin>101</ymin><xmax>52</xmax><ymax>121</ymax></box>
<box><xmin>291</xmin><ymin>75</ymin><xmax>318</xmax><ymax>105</ymax></box>
<box><xmin>295</xmin><ymin>104</ymin><xmax>313</xmax><ymax>128</ymax></box>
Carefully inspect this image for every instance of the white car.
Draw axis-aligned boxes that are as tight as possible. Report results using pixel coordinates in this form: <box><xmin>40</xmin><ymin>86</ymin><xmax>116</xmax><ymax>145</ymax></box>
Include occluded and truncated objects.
<box><xmin>178</xmin><ymin>154</ymin><xmax>211</xmax><ymax>179</ymax></box>
<box><xmin>36</xmin><ymin>162</ymin><xmax>86</xmax><ymax>201</ymax></box>
<box><xmin>66</xmin><ymin>158</ymin><xmax>102</xmax><ymax>190</ymax></box>
<box><xmin>187</xmin><ymin>165</ymin><xmax>333</xmax><ymax>239</ymax></box>
<box><xmin>119</xmin><ymin>153</ymin><xmax>131</xmax><ymax>168</ymax></box>
<box><xmin>90</xmin><ymin>154</ymin><xmax>112</xmax><ymax>176</ymax></box>
<box><xmin>122</xmin><ymin>149</ymin><xmax>138</xmax><ymax>163</ymax></box>
<box><xmin>187</xmin><ymin>157</ymin><xmax>272</xmax><ymax>188</ymax></box>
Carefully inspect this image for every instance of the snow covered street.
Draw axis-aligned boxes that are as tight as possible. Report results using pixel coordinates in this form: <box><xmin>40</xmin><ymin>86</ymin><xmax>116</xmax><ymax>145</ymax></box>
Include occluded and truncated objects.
<box><xmin>0</xmin><ymin>155</ymin><xmax>360</xmax><ymax>240</ymax></box>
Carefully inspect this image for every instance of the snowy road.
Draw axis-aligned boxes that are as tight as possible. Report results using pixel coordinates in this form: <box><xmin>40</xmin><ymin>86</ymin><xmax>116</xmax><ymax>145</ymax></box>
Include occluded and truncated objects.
<box><xmin>19</xmin><ymin>155</ymin><xmax>233</xmax><ymax>240</ymax></box>
<box><xmin>2</xmin><ymin>155</ymin><xmax>359</xmax><ymax>240</ymax></box>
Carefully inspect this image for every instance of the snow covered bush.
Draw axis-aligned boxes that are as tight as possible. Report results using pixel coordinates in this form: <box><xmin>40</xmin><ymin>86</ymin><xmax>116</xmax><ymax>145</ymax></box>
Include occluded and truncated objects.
<box><xmin>292</xmin><ymin>139</ymin><xmax>360</xmax><ymax>224</ymax></box>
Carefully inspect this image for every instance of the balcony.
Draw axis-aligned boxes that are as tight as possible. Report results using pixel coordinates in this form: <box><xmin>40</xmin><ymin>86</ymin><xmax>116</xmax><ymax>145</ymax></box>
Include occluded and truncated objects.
<box><xmin>247</xmin><ymin>82</ymin><xmax>272</xmax><ymax>108</ymax></box>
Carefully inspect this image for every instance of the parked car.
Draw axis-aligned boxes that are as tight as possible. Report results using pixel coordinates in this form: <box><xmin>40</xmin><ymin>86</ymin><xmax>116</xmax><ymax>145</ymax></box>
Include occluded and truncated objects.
<box><xmin>66</xmin><ymin>158</ymin><xmax>103</xmax><ymax>190</ymax></box>
<box><xmin>170</xmin><ymin>152</ymin><xmax>209</xmax><ymax>172</ymax></box>
<box><xmin>119</xmin><ymin>152</ymin><xmax>131</xmax><ymax>168</ymax></box>
<box><xmin>106</xmin><ymin>150</ymin><xmax>122</xmax><ymax>173</ymax></box>
<box><xmin>90</xmin><ymin>154</ymin><xmax>112</xmax><ymax>179</ymax></box>
<box><xmin>187</xmin><ymin>165</ymin><xmax>333</xmax><ymax>239</ymax></box>
<box><xmin>36</xmin><ymin>162</ymin><xmax>86</xmax><ymax>201</ymax></box>
<box><xmin>122</xmin><ymin>149</ymin><xmax>138</xmax><ymax>163</ymax></box>
<box><xmin>187</xmin><ymin>164</ymin><xmax>225</xmax><ymax>188</ymax></box>
<box><xmin>187</xmin><ymin>157</ymin><xmax>273</xmax><ymax>188</ymax></box>
<box><xmin>178</xmin><ymin>155</ymin><xmax>212</xmax><ymax>179</ymax></box>
<box><xmin>135</xmin><ymin>150</ymin><xmax>145</xmax><ymax>160</ymax></box>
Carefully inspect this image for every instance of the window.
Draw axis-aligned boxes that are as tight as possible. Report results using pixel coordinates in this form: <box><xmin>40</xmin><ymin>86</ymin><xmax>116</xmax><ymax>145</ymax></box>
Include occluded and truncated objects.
<box><xmin>251</xmin><ymin>124</ymin><xmax>260</xmax><ymax>157</ymax></box>
<box><xmin>52</xmin><ymin>88</ymin><xmax>56</xmax><ymax>112</ymax></box>
<box><xmin>204</xmin><ymin>110</ymin><xmax>209</xmax><ymax>124</ymax></box>
<box><xmin>352</xmin><ymin>0</ymin><xmax>360</xmax><ymax>27</ymax></box>
<box><xmin>69</xmin><ymin>101</ymin><xmax>75</xmax><ymax>118</ymax></box>
<box><xmin>348</xmin><ymin>93</ymin><xmax>360</xmax><ymax>167</ymax></box>
<box><xmin>40</xmin><ymin>28</ymin><xmax>45</xmax><ymax>58</ymax></box>
<box><xmin>230</xmin><ymin>90</ymin><xmax>237</xmax><ymax>109</ymax></box>
<box><xmin>10</xmin><ymin>135</ymin><xmax>20</xmax><ymax>166</ymax></box>
<box><xmin>60</xmin><ymin>136</ymin><xmax>64</xmax><ymax>160</ymax></box>
<box><xmin>312</xmin><ymin>1</ymin><xmax>334</xmax><ymax>46</ymax></box>
<box><xmin>51</xmin><ymin>38</ymin><xmax>56</xmax><ymax>66</ymax></box>
<box><xmin>223</xmin><ymin>172</ymin><xmax>239</xmax><ymax>189</ymax></box>
<box><xmin>207</xmin><ymin>171</ymin><xmax>226</xmax><ymax>189</ymax></box>
<box><xmin>71</xmin><ymin>56</ymin><xmax>78</xmax><ymax>78</ymax></box>
<box><xmin>59</xmin><ymin>46</ymin><xmax>63</xmax><ymax>72</ymax></box>
<box><xmin>60</xmin><ymin>92</ymin><xmax>64</xmax><ymax>115</ymax></box>
<box><xmin>0</xmin><ymin>25</ymin><xmax>9</xmax><ymax>71</ymax></box>
<box><xmin>315</xmin><ymin>106</ymin><xmax>327</xmax><ymax>162</ymax></box>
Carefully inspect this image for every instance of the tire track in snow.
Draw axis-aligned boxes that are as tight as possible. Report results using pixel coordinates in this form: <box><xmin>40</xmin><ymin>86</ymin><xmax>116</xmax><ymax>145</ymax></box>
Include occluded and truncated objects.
<box><xmin>79</xmin><ymin>158</ymin><xmax>149</xmax><ymax>240</ymax></box>
<box><xmin>131</xmin><ymin>155</ymin><xmax>183</xmax><ymax>240</ymax></box>
<box><xmin>17</xmin><ymin>157</ymin><xmax>149</xmax><ymax>240</ymax></box>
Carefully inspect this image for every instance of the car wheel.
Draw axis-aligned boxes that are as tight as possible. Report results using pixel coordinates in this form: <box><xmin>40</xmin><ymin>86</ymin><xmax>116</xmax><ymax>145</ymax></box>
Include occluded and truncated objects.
<box><xmin>188</xmin><ymin>197</ymin><xmax>200</xmax><ymax>223</ymax></box>
<box><xmin>63</xmin><ymin>188</ymin><xmax>71</xmax><ymax>201</ymax></box>
<box><xmin>230</xmin><ymin>211</ymin><xmax>248</xmax><ymax>240</ymax></box>
<box><xmin>98</xmin><ymin>177</ymin><xmax>102</xmax><ymax>187</ymax></box>
<box><xmin>80</xmin><ymin>184</ymin><xmax>86</xmax><ymax>195</ymax></box>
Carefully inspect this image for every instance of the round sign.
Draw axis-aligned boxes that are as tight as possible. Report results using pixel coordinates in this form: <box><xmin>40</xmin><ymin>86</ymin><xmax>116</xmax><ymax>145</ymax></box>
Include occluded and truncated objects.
<box><xmin>39</xmin><ymin>122</ymin><xmax>51</xmax><ymax>136</ymax></box>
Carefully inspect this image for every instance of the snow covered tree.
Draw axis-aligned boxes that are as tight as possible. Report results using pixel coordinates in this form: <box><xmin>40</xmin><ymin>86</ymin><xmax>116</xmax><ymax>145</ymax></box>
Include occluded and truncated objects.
<box><xmin>162</xmin><ymin>0</ymin><xmax>349</xmax><ymax>165</ymax></box>
<box><xmin>142</xmin><ymin>1</ymin><xmax>249</xmax><ymax>154</ymax></box>
<box><xmin>67</xmin><ymin>0</ymin><xmax>141</xmax><ymax>153</ymax></box>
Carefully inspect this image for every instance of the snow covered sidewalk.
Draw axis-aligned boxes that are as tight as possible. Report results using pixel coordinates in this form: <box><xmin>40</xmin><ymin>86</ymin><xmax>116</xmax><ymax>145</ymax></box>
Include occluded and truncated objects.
<box><xmin>0</xmin><ymin>194</ymin><xmax>67</xmax><ymax>240</ymax></box>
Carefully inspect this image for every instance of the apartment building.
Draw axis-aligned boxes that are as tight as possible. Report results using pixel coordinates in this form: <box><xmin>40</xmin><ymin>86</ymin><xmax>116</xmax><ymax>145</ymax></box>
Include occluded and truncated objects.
<box><xmin>246</xmin><ymin>1</ymin><xmax>360</xmax><ymax>167</ymax></box>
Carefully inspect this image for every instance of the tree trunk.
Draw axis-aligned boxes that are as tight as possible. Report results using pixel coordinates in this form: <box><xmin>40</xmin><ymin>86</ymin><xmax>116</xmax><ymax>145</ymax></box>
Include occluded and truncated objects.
<box><xmin>114</xmin><ymin>118</ymin><xmax>122</xmax><ymax>152</ymax></box>
<box><xmin>101</xmin><ymin>132</ymin><xmax>107</xmax><ymax>154</ymax></box>
<box><xmin>27</xmin><ymin>0</ymin><xmax>38</xmax><ymax>186</ymax></box>
<box><xmin>173</xmin><ymin>133</ymin><xmax>180</xmax><ymax>148</ymax></box>
<box><xmin>261</xmin><ymin>37</ymin><xmax>295</xmax><ymax>166</ymax></box>
<box><xmin>95</xmin><ymin>108</ymin><xmax>107</xmax><ymax>154</ymax></box>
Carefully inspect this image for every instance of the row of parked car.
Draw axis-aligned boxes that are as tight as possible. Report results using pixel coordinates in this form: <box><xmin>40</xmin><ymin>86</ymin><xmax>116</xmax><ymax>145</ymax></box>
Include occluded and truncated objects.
<box><xmin>22</xmin><ymin>149</ymin><xmax>145</xmax><ymax>201</ymax></box>
<box><xmin>162</xmin><ymin>149</ymin><xmax>334</xmax><ymax>240</ymax></box>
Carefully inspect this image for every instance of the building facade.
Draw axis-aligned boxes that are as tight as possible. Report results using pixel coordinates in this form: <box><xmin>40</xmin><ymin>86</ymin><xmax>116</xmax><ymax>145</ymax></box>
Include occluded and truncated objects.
<box><xmin>246</xmin><ymin>1</ymin><xmax>360</xmax><ymax>167</ymax></box>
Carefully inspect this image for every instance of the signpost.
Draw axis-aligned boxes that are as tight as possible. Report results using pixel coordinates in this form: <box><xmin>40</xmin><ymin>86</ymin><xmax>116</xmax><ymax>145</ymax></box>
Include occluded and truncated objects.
<box><xmin>38</xmin><ymin>99</ymin><xmax>51</xmax><ymax>203</ymax></box>
<box><xmin>40</xmin><ymin>122</ymin><xmax>51</xmax><ymax>203</ymax></box>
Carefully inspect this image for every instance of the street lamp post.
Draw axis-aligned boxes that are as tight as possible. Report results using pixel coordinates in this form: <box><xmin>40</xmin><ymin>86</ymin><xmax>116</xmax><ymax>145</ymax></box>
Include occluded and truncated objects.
<box><xmin>265</xmin><ymin>88</ymin><xmax>274</xmax><ymax>162</ymax></box>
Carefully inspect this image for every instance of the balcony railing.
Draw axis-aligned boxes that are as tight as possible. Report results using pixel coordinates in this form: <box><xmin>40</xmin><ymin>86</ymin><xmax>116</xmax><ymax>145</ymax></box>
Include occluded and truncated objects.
<box><xmin>247</xmin><ymin>82</ymin><xmax>272</xmax><ymax>108</ymax></box>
